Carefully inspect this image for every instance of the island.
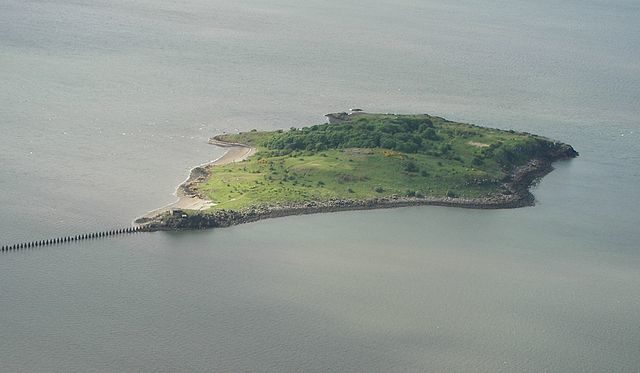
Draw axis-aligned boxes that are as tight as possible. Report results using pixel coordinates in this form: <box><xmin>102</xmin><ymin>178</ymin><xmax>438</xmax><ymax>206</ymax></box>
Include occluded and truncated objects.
<box><xmin>135</xmin><ymin>112</ymin><xmax>578</xmax><ymax>231</ymax></box>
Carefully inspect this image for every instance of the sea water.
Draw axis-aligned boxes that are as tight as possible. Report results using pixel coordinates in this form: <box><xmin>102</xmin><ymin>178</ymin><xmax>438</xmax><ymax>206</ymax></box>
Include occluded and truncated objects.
<box><xmin>1</xmin><ymin>0</ymin><xmax>639</xmax><ymax>371</ymax></box>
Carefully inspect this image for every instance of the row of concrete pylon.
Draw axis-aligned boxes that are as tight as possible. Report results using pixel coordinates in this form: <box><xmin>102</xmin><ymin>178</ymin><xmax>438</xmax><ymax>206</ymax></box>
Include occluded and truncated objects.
<box><xmin>1</xmin><ymin>226</ymin><xmax>145</xmax><ymax>252</ymax></box>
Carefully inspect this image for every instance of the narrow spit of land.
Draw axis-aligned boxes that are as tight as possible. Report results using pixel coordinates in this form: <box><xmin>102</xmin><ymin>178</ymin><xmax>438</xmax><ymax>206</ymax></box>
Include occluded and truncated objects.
<box><xmin>134</xmin><ymin>144</ymin><xmax>255</xmax><ymax>226</ymax></box>
<box><xmin>136</xmin><ymin>112</ymin><xmax>578</xmax><ymax>231</ymax></box>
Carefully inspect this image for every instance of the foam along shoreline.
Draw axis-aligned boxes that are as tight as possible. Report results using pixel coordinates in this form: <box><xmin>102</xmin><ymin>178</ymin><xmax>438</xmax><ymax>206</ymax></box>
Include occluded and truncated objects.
<box><xmin>134</xmin><ymin>140</ymin><xmax>255</xmax><ymax>225</ymax></box>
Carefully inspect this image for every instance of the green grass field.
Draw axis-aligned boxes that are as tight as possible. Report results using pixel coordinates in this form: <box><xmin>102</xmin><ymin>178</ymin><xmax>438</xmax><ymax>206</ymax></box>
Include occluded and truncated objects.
<box><xmin>195</xmin><ymin>113</ymin><xmax>569</xmax><ymax>210</ymax></box>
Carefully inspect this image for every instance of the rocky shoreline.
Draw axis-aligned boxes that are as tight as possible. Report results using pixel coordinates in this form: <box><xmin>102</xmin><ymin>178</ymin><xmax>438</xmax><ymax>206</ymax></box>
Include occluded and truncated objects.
<box><xmin>137</xmin><ymin>142</ymin><xmax>577</xmax><ymax>232</ymax></box>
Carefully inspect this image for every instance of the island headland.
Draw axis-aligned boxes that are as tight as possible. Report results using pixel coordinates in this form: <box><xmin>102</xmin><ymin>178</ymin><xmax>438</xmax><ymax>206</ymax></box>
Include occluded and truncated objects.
<box><xmin>135</xmin><ymin>112</ymin><xmax>578</xmax><ymax>231</ymax></box>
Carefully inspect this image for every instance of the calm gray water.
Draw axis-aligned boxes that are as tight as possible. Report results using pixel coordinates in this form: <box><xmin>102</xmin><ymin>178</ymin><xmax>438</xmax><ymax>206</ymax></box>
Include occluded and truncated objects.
<box><xmin>1</xmin><ymin>0</ymin><xmax>639</xmax><ymax>371</ymax></box>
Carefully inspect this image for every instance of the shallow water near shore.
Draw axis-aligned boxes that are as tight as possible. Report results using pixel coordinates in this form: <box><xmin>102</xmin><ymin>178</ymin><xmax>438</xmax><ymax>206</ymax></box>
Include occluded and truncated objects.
<box><xmin>1</xmin><ymin>0</ymin><xmax>639</xmax><ymax>371</ymax></box>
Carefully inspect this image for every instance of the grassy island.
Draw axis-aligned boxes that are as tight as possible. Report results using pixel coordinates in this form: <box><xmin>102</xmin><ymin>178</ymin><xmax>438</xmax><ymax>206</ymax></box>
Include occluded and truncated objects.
<box><xmin>138</xmin><ymin>112</ymin><xmax>577</xmax><ymax>231</ymax></box>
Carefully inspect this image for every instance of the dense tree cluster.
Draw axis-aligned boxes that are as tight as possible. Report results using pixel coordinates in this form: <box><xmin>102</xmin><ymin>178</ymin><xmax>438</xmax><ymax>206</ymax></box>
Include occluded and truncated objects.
<box><xmin>249</xmin><ymin>114</ymin><xmax>562</xmax><ymax>169</ymax></box>
<box><xmin>481</xmin><ymin>137</ymin><xmax>556</xmax><ymax>166</ymax></box>
<box><xmin>263</xmin><ymin>116</ymin><xmax>441</xmax><ymax>154</ymax></box>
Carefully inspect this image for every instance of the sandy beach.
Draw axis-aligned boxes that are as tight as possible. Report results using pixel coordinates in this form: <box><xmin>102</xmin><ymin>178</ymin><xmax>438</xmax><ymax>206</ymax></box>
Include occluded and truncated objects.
<box><xmin>134</xmin><ymin>141</ymin><xmax>255</xmax><ymax>224</ymax></box>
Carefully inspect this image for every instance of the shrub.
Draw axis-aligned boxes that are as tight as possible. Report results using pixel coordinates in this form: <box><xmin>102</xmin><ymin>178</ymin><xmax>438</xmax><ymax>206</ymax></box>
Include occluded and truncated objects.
<box><xmin>404</xmin><ymin>160</ymin><xmax>419</xmax><ymax>173</ymax></box>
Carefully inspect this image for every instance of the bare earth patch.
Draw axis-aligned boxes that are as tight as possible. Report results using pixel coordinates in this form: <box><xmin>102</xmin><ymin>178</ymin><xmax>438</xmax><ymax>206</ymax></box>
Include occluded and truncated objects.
<box><xmin>468</xmin><ymin>141</ymin><xmax>490</xmax><ymax>148</ymax></box>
